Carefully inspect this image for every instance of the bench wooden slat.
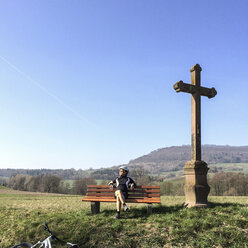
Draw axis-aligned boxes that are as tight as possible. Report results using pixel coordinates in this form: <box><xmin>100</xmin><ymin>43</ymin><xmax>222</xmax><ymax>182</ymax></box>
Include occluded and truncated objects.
<box><xmin>87</xmin><ymin>193</ymin><xmax>160</xmax><ymax>197</ymax></box>
<box><xmin>87</xmin><ymin>188</ymin><xmax>115</xmax><ymax>192</ymax></box>
<box><xmin>82</xmin><ymin>197</ymin><xmax>160</xmax><ymax>203</ymax></box>
<box><xmin>86</xmin><ymin>193</ymin><xmax>115</xmax><ymax>196</ymax></box>
<box><xmin>87</xmin><ymin>188</ymin><xmax>160</xmax><ymax>193</ymax></box>
<box><xmin>128</xmin><ymin>193</ymin><xmax>160</xmax><ymax>197</ymax></box>
<box><xmin>87</xmin><ymin>189</ymin><xmax>160</xmax><ymax>192</ymax></box>
<box><xmin>87</xmin><ymin>185</ymin><xmax>160</xmax><ymax>189</ymax></box>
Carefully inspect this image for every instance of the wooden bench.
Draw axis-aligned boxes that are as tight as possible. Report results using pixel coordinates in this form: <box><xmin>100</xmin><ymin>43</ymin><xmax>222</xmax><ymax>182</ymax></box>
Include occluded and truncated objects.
<box><xmin>82</xmin><ymin>185</ymin><xmax>160</xmax><ymax>214</ymax></box>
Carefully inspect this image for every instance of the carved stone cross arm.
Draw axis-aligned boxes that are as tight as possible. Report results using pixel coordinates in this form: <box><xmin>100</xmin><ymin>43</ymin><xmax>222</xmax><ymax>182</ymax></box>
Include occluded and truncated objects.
<box><xmin>173</xmin><ymin>81</ymin><xmax>217</xmax><ymax>98</ymax></box>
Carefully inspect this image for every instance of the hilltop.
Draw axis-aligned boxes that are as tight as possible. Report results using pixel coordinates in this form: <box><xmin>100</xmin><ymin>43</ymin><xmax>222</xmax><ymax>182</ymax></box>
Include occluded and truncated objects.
<box><xmin>127</xmin><ymin>145</ymin><xmax>248</xmax><ymax>174</ymax></box>
<box><xmin>1</xmin><ymin>145</ymin><xmax>248</xmax><ymax>181</ymax></box>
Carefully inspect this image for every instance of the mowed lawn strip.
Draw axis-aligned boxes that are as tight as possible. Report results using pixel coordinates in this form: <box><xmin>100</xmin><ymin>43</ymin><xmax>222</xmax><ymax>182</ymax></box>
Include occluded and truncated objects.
<box><xmin>1</xmin><ymin>188</ymin><xmax>248</xmax><ymax>248</ymax></box>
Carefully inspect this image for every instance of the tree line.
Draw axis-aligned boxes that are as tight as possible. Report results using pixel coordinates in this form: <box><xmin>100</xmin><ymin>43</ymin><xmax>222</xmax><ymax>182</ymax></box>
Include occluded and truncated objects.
<box><xmin>159</xmin><ymin>172</ymin><xmax>248</xmax><ymax>196</ymax></box>
<box><xmin>7</xmin><ymin>174</ymin><xmax>97</xmax><ymax>195</ymax></box>
<box><xmin>5</xmin><ymin>171</ymin><xmax>248</xmax><ymax>196</ymax></box>
<box><xmin>5</xmin><ymin>168</ymin><xmax>157</xmax><ymax>194</ymax></box>
<box><xmin>0</xmin><ymin>168</ymin><xmax>91</xmax><ymax>180</ymax></box>
<box><xmin>209</xmin><ymin>172</ymin><xmax>248</xmax><ymax>196</ymax></box>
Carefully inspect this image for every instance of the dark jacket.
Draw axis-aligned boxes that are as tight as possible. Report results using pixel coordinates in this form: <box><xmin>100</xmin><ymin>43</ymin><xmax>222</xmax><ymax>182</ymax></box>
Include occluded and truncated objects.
<box><xmin>113</xmin><ymin>175</ymin><xmax>136</xmax><ymax>193</ymax></box>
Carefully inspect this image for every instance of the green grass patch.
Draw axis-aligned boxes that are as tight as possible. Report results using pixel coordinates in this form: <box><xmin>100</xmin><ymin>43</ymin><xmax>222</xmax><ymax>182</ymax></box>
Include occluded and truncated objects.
<box><xmin>0</xmin><ymin>176</ymin><xmax>9</xmax><ymax>180</ymax></box>
<box><xmin>1</xmin><ymin>189</ymin><xmax>248</xmax><ymax>247</ymax></box>
<box><xmin>0</xmin><ymin>185</ymin><xmax>10</xmax><ymax>190</ymax></box>
<box><xmin>62</xmin><ymin>179</ymin><xmax>74</xmax><ymax>189</ymax></box>
<box><xmin>62</xmin><ymin>179</ymin><xmax>106</xmax><ymax>189</ymax></box>
<box><xmin>209</xmin><ymin>163</ymin><xmax>248</xmax><ymax>174</ymax></box>
<box><xmin>158</xmin><ymin>163</ymin><xmax>248</xmax><ymax>181</ymax></box>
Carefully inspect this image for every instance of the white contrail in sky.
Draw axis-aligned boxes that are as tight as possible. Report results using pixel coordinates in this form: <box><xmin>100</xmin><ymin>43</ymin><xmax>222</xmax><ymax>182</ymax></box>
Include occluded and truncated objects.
<box><xmin>0</xmin><ymin>54</ymin><xmax>99</xmax><ymax>128</ymax></box>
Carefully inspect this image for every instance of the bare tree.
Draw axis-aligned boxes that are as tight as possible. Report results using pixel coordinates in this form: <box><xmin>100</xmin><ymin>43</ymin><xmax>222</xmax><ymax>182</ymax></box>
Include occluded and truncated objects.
<box><xmin>72</xmin><ymin>178</ymin><xmax>96</xmax><ymax>195</ymax></box>
<box><xmin>40</xmin><ymin>175</ymin><xmax>61</xmax><ymax>193</ymax></box>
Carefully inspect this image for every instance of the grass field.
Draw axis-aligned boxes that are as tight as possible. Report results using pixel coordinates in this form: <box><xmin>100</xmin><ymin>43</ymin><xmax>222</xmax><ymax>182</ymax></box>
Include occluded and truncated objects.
<box><xmin>1</xmin><ymin>187</ymin><xmax>248</xmax><ymax>248</ymax></box>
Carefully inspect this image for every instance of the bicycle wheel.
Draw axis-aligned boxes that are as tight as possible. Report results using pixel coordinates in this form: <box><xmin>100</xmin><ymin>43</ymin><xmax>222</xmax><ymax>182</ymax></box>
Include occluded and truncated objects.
<box><xmin>12</xmin><ymin>242</ymin><xmax>33</xmax><ymax>248</ymax></box>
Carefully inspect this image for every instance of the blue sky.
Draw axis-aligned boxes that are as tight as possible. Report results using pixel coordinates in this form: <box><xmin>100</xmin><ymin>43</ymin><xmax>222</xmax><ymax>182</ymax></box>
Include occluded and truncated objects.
<box><xmin>0</xmin><ymin>0</ymin><xmax>248</xmax><ymax>169</ymax></box>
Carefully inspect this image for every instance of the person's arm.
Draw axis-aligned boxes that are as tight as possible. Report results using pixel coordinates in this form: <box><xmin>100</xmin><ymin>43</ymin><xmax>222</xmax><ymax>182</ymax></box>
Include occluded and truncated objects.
<box><xmin>108</xmin><ymin>178</ymin><xmax>116</xmax><ymax>187</ymax></box>
<box><xmin>129</xmin><ymin>178</ymin><xmax>136</xmax><ymax>190</ymax></box>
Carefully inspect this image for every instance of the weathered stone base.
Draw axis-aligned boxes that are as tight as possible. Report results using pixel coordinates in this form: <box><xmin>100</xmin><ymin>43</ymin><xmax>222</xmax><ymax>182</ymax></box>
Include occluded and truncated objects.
<box><xmin>184</xmin><ymin>160</ymin><xmax>210</xmax><ymax>208</ymax></box>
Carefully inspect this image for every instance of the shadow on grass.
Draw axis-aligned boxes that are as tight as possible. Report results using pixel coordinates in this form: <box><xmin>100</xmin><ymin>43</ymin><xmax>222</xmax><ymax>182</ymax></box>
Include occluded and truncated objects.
<box><xmin>100</xmin><ymin>204</ymin><xmax>185</xmax><ymax>219</ymax></box>
<box><xmin>208</xmin><ymin>202</ymin><xmax>246</xmax><ymax>208</ymax></box>
<box><xmin>86</xmin><ymin>202</ymin><xmax>246</xmax><ymax>219</ymax></box>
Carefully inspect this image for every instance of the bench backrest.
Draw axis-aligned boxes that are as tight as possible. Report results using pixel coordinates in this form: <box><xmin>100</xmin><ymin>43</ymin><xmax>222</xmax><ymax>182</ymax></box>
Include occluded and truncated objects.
<box><xmin>86</xmin><ymin>185</ymin><xmax>160</xmax><ymax>199</ymax></box>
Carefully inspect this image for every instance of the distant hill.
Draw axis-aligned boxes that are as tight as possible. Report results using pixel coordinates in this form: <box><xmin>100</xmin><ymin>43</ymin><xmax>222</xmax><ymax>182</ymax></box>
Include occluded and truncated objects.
<box><xmin>1</xmin><ymin>145</ymin><xmax>248</xmax><ymax>179</ymax></box>
<box><xmin>128</xmin><ymin>145</ymin><xmax>248</xmax><ymax>174</ymax></box>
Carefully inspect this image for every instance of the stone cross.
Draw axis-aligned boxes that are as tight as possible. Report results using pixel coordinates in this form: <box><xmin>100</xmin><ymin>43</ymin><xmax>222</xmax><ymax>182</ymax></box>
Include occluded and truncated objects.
<box><xmin>173</xmin><ymin>64</ymin><xmax>217</xmax><ymax>161</ymax></box>
<box><xmin>173</xmin><ymin>64</ymin><xmax>217</xmax><ymax>207</ymax></box>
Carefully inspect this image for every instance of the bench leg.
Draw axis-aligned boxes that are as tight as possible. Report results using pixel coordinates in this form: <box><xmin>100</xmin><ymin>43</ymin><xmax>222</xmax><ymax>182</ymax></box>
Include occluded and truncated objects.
<box><xmin>91</xmin><ymin>202</ymin><xmax>100</xmax><ymax>215</ymax></box>
<box><xmin>147</xmin><ymin>203</ymin><xmax>152</xmax><ymax>214</ymax></box>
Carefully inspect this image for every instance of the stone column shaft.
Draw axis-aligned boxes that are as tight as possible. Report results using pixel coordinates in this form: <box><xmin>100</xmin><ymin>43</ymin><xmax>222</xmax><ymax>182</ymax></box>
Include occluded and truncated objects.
<box><xmin>190</xmin><ymin>66</ymin><xmax>201</xmax><ymax>161</ymax></box>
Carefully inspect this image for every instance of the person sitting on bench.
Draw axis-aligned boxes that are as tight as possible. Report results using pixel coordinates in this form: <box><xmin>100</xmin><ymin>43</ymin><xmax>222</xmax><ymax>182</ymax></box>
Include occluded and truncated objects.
<box><xmin>108</xmin><ymin>166</ymin><xmax>136</xmax><ymax>219</ymax></box>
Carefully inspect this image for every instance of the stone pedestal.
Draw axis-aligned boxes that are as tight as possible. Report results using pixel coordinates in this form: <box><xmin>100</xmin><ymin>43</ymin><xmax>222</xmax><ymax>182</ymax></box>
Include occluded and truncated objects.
<box><xmin>184</xmin><ymin>160</ymin><xmax>210</xmax><ymax>207</ymax></box>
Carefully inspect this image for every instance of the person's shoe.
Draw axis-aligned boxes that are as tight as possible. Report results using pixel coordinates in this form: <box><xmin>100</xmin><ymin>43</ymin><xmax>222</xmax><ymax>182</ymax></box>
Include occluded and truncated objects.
<box><xmin>115</xmin><ymin>212</ymin><xmax>121</xmax><ymax>219</ymax></box>
<box><xmin>123</xmin><ymin>203</ymin><xmax>128</xmax><ymax>211</ymax></box>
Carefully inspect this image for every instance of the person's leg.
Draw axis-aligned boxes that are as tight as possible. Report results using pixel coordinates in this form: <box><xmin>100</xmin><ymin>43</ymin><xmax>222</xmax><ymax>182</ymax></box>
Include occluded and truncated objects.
<box><xmin>116</xmin><ymin>190</ymin><xmax>125</xmax><ymax>204</ymax></box>
<box><xmin>115</xmin><ymin>191</ymin><xmax>121</xmax><ymax>218</ymax></box>
<box><xmin>116</xmin><ymin>196</ymin><xmax>121</xmax><ymax>212</ymax></box>
<box><xmin>115</xmin><ymin>190</ymin><xmax>128</xmax><ymax>211</ymax></box>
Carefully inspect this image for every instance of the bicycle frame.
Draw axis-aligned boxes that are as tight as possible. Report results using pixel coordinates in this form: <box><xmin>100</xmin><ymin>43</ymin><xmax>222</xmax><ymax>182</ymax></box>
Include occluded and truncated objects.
<box><xmin>30</xmin><ymin>236</ymin><xmax>77</xmax><ymax>248</ymax></box>
<box><xmin>12</xmin><ymin>222</ymin><xmax>79</xmax><ymax>248</ymax></box>
<box><xmin>31</xmin><ymin>235</ymin><xmax>53</xmax><ymax>248</ymax></box>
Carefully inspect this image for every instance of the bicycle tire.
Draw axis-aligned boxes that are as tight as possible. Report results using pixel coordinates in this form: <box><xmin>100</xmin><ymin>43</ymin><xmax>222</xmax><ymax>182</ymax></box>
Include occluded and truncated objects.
<box><xmin>12</xmin><ymin>242</ymin><xmax>33</xmax><ymax>248</ymax></box>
